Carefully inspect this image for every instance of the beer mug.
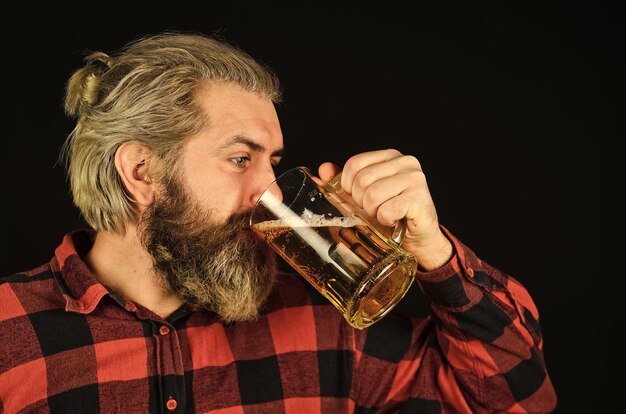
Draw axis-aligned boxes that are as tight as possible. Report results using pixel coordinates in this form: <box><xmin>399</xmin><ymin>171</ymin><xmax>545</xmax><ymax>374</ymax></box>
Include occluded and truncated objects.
<box><xmin>249</xmin><ymin>166</ymin><xmax>418</xmax><ymax>329</ymax></box>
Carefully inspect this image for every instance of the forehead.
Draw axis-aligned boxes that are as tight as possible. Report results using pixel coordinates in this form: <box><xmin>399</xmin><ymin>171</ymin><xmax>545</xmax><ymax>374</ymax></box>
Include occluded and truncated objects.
<box><xmin>194</xmin><ymin>80</ymin><xmax>282</xmax><ymax>146</ymax></box>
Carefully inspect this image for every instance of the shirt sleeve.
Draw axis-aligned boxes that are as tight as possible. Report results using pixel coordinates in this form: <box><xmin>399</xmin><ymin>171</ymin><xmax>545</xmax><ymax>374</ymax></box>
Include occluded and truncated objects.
<box><xmin>349</xmin><ymin>226</ymin><xmax>557</xmax><ymax>413</ymax></box>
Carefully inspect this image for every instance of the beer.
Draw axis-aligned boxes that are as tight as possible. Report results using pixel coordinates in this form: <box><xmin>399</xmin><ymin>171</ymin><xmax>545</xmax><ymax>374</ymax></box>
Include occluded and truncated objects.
<box><xmin>252</xmin><ymin>210</ymin><xmax>417</xmax><ymax>329</ymax></box>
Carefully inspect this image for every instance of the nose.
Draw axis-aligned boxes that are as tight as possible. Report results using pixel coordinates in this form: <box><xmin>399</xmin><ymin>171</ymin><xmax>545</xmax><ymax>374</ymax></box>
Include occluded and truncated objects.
<box><xmin>247</xmin><ymin>166</ymin><xmax>278</xmax><ymax>210</ymax></box>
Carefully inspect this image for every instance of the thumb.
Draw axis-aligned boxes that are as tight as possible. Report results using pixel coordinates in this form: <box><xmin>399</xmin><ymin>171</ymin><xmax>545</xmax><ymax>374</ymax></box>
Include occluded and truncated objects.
<box><xmin>318</xmin><ymin>162</ymin><xmax>341</xmax><ymax>182</ymax></box>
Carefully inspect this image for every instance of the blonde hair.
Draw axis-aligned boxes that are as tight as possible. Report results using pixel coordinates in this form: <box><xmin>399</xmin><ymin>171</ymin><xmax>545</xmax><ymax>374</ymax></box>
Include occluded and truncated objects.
<box><xmin>61</xmin><ymin>31</ymin><xmax>281</xmax><ymax>233</ymax></box>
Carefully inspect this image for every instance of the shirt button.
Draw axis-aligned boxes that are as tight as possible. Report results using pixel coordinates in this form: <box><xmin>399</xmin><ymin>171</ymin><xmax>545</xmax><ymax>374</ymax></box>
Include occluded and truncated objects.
<box><xmin>159</xmin><ymin>325</ymin><xmax>170</xmax><ymax>336</ymax></box>
<box><xmin>166</xmin><ymin>397</ymin><xmax>177</xmax><ymax>411</ymax></box>
<box><xmin>466</xmin><ymin>267</ymin><xmax>475</xmax><ymax>277</ymax></box>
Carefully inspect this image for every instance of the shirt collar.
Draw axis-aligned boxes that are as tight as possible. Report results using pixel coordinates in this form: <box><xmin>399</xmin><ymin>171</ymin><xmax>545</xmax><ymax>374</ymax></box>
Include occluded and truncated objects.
<box><xmin>50</xmin><ymin>229</ymin><xmax>110</xmax><ymax>314</ymax></box>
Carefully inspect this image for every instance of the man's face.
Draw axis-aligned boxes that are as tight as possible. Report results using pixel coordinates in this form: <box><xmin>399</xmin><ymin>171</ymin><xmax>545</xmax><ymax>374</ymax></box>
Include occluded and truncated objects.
<box><xmin>139</xmin><ymin>81</ymin><xmax>284</xmax><ymax>322</ymax></box>
<box><xmin>177</xmin><ymin>81</ymin><xmax>284</xmax><ymax>221</ymax></box>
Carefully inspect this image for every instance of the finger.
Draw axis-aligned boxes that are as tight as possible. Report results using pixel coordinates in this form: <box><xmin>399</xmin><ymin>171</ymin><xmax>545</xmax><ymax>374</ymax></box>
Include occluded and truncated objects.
<box><xmin>318</xmin><ymin>162</ymin><xmax>341</xmax><ymax>182</ymax></box>
<box><xmin>376</xmin><ymin>192</ymin><xmax>413</xmax><ymax>228</ymax></box>
<box><xmin>340</xmin><ymin>149</ymin><xmax>403</xmax><ymax>194</ymax></box>
<box><xmin>376</xmin><ymin>188</ymin><xmax>438</xmax><ymax>235</ymax></box>
<box><xmin>360</xmin><ymin>170</ymin><xmax>425</xmax><ymax>220</ymax></box>
<box><xmin>350</xmin><ymin>155</ymin><xmax>422</xmax><ymax>208</ymax></box>
<box><xmin>376</xmin><ymin>187</ymin><xmax>440</xmax><ymax>244</ymax></box>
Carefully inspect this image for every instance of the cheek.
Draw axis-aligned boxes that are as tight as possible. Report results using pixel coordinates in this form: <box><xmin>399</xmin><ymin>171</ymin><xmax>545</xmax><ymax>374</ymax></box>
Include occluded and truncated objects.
<box><xmin>190</xmin><ymin>177</ymin><xmax>247</xmax><ymax>217</ymax></box>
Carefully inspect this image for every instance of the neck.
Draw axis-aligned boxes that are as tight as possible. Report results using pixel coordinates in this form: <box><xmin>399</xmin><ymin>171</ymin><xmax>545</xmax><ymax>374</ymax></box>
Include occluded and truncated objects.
<box><xmin>84</xmin><ymin>225</ymin><xmax>183</xmax><ymax>318</ymax></box>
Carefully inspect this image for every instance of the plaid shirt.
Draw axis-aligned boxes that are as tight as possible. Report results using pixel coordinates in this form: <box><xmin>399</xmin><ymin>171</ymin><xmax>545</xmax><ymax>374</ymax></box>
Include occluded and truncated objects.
<box><xmin>0</xmin><ymin>228</ymin><xmax>556</xmax><ymax>413</ymax></box>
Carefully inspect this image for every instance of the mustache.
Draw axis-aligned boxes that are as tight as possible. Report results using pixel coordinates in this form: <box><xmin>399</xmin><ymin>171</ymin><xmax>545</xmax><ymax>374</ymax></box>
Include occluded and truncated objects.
<box><xmin>226</xmin><ymin>210</ymin><xmax>254</xmax><ymax>231</ymax></box>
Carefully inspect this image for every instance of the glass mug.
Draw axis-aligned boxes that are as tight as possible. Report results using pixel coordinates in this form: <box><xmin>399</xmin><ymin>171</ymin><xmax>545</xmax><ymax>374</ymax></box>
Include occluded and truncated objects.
<box><xmin>250</xmin><ymin>166</ymin><xmax>418</xmax><ymax>329</ymax></box>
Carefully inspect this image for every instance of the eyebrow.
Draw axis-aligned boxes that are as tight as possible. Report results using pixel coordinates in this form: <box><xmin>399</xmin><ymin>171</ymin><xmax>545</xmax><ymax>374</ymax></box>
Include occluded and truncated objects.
<box><xmin>219</xmin><ymin>135</ymin><xmax>284</xmax><ymax>157</ymax></box>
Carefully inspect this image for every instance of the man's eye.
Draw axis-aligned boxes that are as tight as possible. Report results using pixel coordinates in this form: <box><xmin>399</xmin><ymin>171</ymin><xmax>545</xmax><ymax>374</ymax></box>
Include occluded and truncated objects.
<box><xmin>231</xmin><ymin>156</ymin><xmax>250</xmax><ymax>167</ymax></box>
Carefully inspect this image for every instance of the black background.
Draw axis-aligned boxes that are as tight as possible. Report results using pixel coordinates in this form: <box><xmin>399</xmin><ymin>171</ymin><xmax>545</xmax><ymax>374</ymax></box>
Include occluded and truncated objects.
<box><xmin>1</xmin><ymin>2</ymin><xmax>623</xmax><ymax>412</ymax></box>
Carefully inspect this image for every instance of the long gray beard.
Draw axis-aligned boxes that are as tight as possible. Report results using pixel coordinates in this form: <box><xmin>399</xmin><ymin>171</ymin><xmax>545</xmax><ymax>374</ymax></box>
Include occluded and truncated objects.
<box><xmin>139</xmin><ymin>177</ymin><xmax>277</xmax><ymax>323</ymax></box>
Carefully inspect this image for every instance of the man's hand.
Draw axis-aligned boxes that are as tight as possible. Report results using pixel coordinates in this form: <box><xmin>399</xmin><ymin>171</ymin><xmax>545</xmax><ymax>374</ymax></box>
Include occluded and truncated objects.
<box><xmin>318</xmin><ymin>149</ymin><xmax>453</xmax><ymax>271</ymax></box>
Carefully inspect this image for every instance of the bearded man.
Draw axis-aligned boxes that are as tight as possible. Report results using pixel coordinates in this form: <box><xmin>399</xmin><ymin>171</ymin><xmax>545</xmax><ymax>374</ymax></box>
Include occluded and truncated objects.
<box><xmin>0</xmin><ymin>32</ymin><xmax>556</xmax><ymax>413</ymax></box>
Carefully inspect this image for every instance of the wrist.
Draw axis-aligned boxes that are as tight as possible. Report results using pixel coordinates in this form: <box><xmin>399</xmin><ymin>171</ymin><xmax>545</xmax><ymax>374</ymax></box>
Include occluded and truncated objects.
<box><xmin>404</xmin><ymin>231</ymin><xmax>454</xmax><ymax>272</ymax></box>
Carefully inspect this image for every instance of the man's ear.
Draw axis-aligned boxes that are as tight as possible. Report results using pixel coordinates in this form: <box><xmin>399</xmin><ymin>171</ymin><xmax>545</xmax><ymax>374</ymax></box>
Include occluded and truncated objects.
<box><xmin>114</xmin><ymin>143</ymin><xmax>155</xmax><ymax>209</ymax></box>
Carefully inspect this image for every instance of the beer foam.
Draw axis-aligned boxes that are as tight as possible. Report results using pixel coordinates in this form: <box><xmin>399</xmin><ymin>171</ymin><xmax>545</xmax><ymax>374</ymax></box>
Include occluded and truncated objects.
<box><xmin>257</xmin><ymin>208</ymin><xmax>364</xmax><ymax>228</ymax></box>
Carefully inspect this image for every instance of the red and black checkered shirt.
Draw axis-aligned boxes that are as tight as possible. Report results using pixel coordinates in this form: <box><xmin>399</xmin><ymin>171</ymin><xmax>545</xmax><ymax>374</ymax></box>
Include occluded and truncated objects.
<box><xmin>0</xmin><ymin>228</ymin><xmax>556</xmax><ymax>413</ymax></box>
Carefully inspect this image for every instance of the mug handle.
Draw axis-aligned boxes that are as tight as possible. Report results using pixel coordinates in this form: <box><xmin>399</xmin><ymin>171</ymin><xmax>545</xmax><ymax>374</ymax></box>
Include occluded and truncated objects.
<box><xmin>324</xmin><ymin>173</ymin><xmax>407</xmax><ymax>245</ymax></box>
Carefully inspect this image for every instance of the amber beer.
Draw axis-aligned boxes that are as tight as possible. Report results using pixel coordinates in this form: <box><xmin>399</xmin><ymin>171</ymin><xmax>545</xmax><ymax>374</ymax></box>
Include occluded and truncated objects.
<box><xmin>252</xmin><ymin>212</ymin><xmax>417</xmax><ymax>329</ymax></box>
